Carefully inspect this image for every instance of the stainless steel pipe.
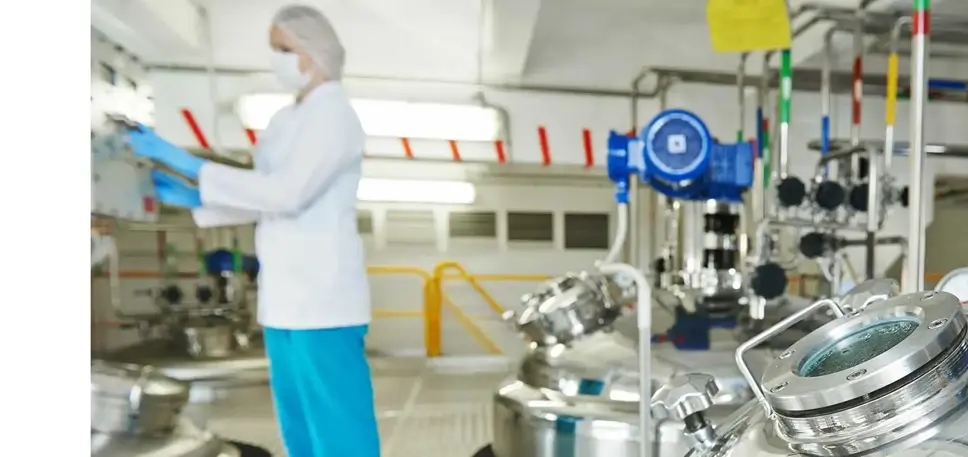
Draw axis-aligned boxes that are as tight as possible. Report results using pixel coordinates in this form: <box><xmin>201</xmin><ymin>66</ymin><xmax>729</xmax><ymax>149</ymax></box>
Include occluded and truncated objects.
<box><xmin>904</xmin><ymin>7</ymin><xmax>930</xmax><ymax>293</ymax></box>
<box><xmin>630</xmin><ymin>71</ymin><xmax>674</xmax><ymax>269</ymax></box>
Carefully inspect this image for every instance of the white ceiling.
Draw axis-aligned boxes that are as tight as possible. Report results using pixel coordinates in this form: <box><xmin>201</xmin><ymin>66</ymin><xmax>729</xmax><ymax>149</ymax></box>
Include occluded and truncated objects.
<box><xmin>105</xmin><ymin>0</ymin><xmax>968</xmax><ymax>90</ymax></box>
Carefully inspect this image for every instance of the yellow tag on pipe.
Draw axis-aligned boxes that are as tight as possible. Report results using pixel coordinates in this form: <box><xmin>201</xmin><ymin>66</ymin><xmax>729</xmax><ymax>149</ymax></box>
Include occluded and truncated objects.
<box><xmin>706</xmin><ymin>0</ymin><xmax>792</xmax><ymax>53</ymax></box>
<box><xmin>885</xmin><ymin>54</ymin><xmax>899</xmax><ymax>125</ymax></box>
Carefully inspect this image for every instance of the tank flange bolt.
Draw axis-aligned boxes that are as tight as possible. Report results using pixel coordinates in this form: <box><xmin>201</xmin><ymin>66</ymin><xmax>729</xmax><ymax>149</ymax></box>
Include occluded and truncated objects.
<box><xmin>847</xmin><ymin>369</ymin><xmax>867</xmax><ymax>381</ymax></box>
<box><xmin>769</xmin><ymin>382</ymin><xmax>788</xmax><ymax>393</ymax></box>
<box><xmin>779</xmin><ymin>350</ymin><xmax>795</xmax><ymax>359</ymax></box>
<box><xmin>929</xmin><ymin>318</ymin><xmax>948</xmax><ymax>329</ymax></box>
<box><xmin>922</xmin><ymin>292</ymin><xmax>937</xmax><ymax>301</ymax></box>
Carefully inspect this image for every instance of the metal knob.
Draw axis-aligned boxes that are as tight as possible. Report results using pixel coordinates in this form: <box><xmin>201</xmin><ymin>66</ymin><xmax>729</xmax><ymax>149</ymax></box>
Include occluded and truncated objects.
<box><xmin>650</xmin><ymin>373</ymin><xmax>719</xmax><ymax>421</ymax></box>
<box><xmin>841</xmin><ymin>278</ymin><xmax>899</xmax><ymax>312</ymax></box>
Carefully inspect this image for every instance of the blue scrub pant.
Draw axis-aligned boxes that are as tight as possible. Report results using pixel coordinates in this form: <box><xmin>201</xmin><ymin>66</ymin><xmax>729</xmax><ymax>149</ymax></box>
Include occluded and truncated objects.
<box><xmin>264</xmin><ymin>325</ymin><xmax>380</xmax><ymax>457</ymax></box>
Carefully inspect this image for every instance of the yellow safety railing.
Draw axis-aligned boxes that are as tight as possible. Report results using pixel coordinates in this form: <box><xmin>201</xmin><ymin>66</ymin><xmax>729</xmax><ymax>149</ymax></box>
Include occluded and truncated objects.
<box><xmin>367</xmin><ymin>263</ymin><xmax>539</xmax><ymax>357</ymax></box>
<box><xmin>365</xmin><ymin>265</ymin><xmax>439</xmax><ymax>356</ymax></box>
<box><xmin>367</xmin><ymin>265</ymin><xmax>431</xmax><ymax>320</ymax></box>
<box><xmin>427</xmin><ymin>261</ymin><xmax>553</xmax><ymax>356</ymax></box>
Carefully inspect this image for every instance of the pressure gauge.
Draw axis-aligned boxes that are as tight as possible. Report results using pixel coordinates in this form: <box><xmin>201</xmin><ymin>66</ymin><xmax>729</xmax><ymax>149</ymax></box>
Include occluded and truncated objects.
<box><xmin>936</xmin><ymin>267</ymin><xmax>968</xmax><ymax>302</ymax></box>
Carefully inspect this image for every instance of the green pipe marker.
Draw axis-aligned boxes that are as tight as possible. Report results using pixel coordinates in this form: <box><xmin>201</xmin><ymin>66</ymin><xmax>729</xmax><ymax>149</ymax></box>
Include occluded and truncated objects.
<box><xmin>780</xmin><ymin>50</ymin><xmax>792</xmax><ymax>125</ymax></box>
<box><xmin>762</xmin><ymin>132</ymin><xmax>772</xmax><ymax>188</ymax></box>
<box><xmin>164</xmin><ymin>242</ymin><xmax>178</xmax><ymax>277</ymax></box>
<box><xmin>195</xmin><ymin>236</ymin><xmax>207</xmax><ymax>278</ymax></box>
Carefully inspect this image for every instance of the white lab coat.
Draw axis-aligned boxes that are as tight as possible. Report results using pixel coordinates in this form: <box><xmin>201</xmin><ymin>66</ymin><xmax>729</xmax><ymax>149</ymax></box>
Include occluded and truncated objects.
<box><xmin>191</xmin><ymin>82</ymin><xmax>370</xmax><ymax>329</ymax></box>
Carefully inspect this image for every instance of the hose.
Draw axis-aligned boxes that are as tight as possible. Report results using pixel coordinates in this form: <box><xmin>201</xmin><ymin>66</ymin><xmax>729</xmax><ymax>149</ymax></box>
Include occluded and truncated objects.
<box><xmin>595</xmin><ymin>262</ymin><xmax>651</xmax><ymax>457</ymax></box>
<box><xmin>602</xmin><ymin>202</ymin><xmax>629</xmax><ymax>264</ymax></box>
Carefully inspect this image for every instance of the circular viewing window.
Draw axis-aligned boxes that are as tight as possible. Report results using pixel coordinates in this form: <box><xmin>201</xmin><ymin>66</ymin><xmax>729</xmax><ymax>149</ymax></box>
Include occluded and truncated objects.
<box><xmin>798</xmin><ymin>317</ymin><xmax>920</xmax><ymax>378</ymax></box>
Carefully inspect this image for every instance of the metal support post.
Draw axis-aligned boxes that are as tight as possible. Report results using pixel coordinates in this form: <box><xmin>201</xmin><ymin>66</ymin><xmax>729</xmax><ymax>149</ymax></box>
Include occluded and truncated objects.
<box><xmin>904</xmin><ymin>0</ymin><xmax>930</xmax><ymax>292</ymax></box>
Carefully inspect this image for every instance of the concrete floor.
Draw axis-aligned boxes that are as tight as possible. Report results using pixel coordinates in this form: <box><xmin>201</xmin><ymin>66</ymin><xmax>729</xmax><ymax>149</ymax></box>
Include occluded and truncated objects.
<box><xmin>184</xmin><ymin>356</ymin><xmax>510</xmax><ymax>457</ymax></box>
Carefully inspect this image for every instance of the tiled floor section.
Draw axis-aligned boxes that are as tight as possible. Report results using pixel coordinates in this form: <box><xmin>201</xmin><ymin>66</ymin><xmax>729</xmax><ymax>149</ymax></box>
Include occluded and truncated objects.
<box><xmin>185</xmin><ymin>357</ymin><xmax>509</xmax><ymax>457</ymax></box>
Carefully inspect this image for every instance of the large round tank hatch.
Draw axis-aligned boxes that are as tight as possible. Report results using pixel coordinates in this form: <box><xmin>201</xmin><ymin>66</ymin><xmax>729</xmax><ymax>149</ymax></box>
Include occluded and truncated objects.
<box><xmin>797</xmin><ymin>317</ymin><xmax>920</xmax><ymax>378</ymax></box>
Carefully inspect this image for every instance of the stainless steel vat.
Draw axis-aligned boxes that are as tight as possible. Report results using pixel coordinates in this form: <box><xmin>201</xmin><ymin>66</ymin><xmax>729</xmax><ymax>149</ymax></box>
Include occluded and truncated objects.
<box><xmin>492</xmin><ymin>316</ymin><xmax>778</xmax><ymax>457</ymax></box>
<box><xmin>91</xmin><ymin>361</ymin><xmax>190</xmax><ymax>435</ymax></box>
<box><xmin>91</xmin><ymin>360</ymin><xmax>247</xmax><ymax>457</ymax></box>
<box><xmin>657</xmin><ymin>279</ymin><xmax>968</xmax><ymax>456</ymax></box>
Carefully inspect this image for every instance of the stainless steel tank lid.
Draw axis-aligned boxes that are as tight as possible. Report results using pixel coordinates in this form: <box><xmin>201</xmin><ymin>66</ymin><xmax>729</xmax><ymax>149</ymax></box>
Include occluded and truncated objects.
<box><xmin>760</xmin><ymin>290</ymin><xmax>966</xmax><ymax>412</ymax></box>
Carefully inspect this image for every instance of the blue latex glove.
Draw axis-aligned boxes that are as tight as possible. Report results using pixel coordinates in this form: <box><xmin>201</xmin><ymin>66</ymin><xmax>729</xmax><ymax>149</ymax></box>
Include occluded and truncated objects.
<box><xmin>128</xmin><ymin>125</ymin><xmax>207</xmax><ymax>180</ymax></box>
<box><xmin>152</xmin><ymin>170</ymin><xmax>202</xmax><ymax>208</ymax></box>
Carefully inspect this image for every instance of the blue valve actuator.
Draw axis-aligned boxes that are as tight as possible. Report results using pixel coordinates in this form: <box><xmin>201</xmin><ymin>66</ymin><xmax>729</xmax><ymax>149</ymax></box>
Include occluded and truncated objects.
<box><xmin>205</xmin><ymin>249</ymin><xmax>260</xmax><ymax>275</ymax></box>
<box><xmin>607</xmin><ymin>109</ymin><xmax>754</xmax><ymax>203</ymax></box>
<box><xmin>607</xmin><ymin>132</ymin><xmax>632</xmax><ymax>203</ymax></box>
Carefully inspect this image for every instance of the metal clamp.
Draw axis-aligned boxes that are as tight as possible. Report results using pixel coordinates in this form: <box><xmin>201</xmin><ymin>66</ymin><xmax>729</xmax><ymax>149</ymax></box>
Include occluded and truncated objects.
<box><xmin>734</xmin><ymin>298</ymin><xmax>845</xmax><ymax>416</ymax></box>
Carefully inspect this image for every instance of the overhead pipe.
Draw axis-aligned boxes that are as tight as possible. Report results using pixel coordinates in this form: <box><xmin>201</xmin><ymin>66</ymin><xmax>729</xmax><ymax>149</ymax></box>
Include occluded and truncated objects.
<box><xmin>904</xmin><ymin>0</ymin><xmax>930</xmax><ymax>293</ymax></box>
<box><xmin>765</xmin><ymin>0</ymin><xmax>886</xmax><ymax>182</ymax></box>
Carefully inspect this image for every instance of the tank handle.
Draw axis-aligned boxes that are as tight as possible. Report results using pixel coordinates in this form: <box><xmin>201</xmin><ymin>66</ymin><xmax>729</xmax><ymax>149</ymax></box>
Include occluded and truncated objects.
<box><xmin>734</xmin><ymin>298</ymin><xmax>845</xmax><ymax>417</ymax></box>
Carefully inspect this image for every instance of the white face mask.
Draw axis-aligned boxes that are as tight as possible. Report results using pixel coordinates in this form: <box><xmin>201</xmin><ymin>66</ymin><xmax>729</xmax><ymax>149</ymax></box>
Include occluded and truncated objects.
<box><xmin>270</xmin><ymin>51</ymin><xmax>311</xmax><ymax>91</ymax></box>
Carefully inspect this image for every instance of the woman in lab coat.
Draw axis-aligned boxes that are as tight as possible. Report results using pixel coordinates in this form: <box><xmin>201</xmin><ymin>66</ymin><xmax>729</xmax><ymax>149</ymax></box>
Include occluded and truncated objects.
<box><xmin>127</xmin><ymin>5</ymin><xmax>378</xmax><ymax>457</ymax></box>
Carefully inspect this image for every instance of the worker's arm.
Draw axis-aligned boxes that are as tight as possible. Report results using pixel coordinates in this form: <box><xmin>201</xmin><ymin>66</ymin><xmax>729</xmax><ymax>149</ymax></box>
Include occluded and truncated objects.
<box><xmin>197</xmin><ymin>104</ymin><xmax>362</xmax><ymax>214</ymax></box>
<box><xmin>191</xmin><ymin>207</ymin><xmax>259</xmax><ymax>228</ymax></box>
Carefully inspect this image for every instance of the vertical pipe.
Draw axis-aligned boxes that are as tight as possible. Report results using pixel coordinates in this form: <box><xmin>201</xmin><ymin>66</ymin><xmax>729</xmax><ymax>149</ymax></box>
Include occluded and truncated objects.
<box><xmin>653</xmin><ymin>86</ymin><xmax>670</xmax><ymax>269</ymax></box>
<box><xmin>198</xmin><ymin>6</ymin><xmax>222</xmax><ymax>153</ymax></box>
<box><xmin>905</xmin><ymin>0</ymin><xmax>930</xmax><ymax>293</ymax></box>
<box><xmin>195</xmin><ymin>230</ymin><xmax>208</xmax><ymax>281</ymax></box>
<box><xmin>629</xmin><ymin>73</ymin><xmax>671</xmax><ymax>269</ymax></box>
<box><xmin>850</xmin><ymin>13</ymin><xmax>865</xmax><ymax>182</ymax></box>
<box><xmin>231</xmin><ymin>228</ymin><xmax>242</xmax><ymax>273</ymax></box>
<box><xmin>821</xmin><ymin>29</ymin><xmax>835</xmax><ymax>178</ymax></box>
<box><xmin>738</xmin><ymin>53</ymin><xmax>748</xmax><ymax>142</ymax></box>
<box><xmin>754</xmin><ymin>88</ymin><xmax>765</xmax><ymax>222</ymax></box>
<box><xmin>629</xmin><ymin>74</ymin><xmax>645</xmax><ymax>268</ymax></box>
<box><xmin>886</xmin><ymin>17</ymin><xmax>911</xmax><ymax>172</ymax></box>
<box><xmin>629</xmin><ymin>177</ymin><xmax>640</xmax><ymax>267</ymax></box>
<box><xmin>866</xmin><ymin>147</ymin><xmax>879</xmax><ymax>279</ymax></box>
<box><xmin>778</xmin><ymin>50</ymin><xmax>792</xmax><ymax>179</ymax></box>
<box><xmin>738</xmin><ymin>54</ymin><xmax>749</xmax><ymax>274</ymax></box>
<box><xmin>761</xmin><ymin>52</ymin><xmax>774</xmax><ymax>190</ymax></box>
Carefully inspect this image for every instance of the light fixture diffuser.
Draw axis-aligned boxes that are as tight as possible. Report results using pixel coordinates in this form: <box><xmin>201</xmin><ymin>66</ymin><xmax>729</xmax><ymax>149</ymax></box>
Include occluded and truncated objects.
<box><xmin>236</xmin><ymin>94</ymin><xmax>502</xmax><ymax>142</ymax></box>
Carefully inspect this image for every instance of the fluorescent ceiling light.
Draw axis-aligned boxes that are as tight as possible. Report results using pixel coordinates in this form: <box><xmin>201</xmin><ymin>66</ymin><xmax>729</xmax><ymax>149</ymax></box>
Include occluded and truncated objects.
<box><xmin>357</xmin><ymin>178</ymin><xmax>476</xmax><ymax>204</ymax></box>
<box><xmin>236</xmin><ymin>94</ymin><xmax>502</xmax><ymax>141</ymax></box>
<box><xmin>352</xmin><ymin>99</ymin><xmax>500</xmax><ymax>141</ymax></box>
